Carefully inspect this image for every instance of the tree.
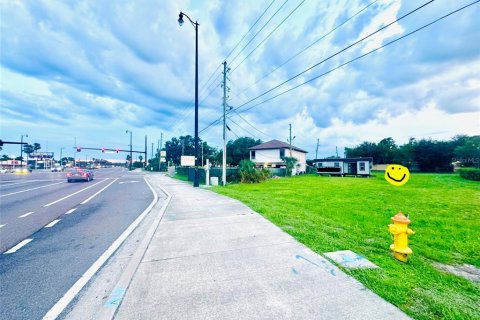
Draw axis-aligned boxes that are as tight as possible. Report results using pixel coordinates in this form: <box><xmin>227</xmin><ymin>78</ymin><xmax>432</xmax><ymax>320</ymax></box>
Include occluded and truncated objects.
<box><xmin>23</xmin><ymin>144</ymin><xmax>34</xmax><ymax>158</ymax></box>
<box><xmin>283</xmin><ymin>156</ymin><xmax>297</xmax><ymax>176</ymax></box>
<box><xmin>454</xmin><ymin>136</ymin><xmax>480</xmax><ymax>167</ymax></box>
<box><xmin>138</xmin><ymin>155</ymin><xmax>143</xmax><ymax>163</ymax></box>
<box><xmin>1</xmin><ymin>155</ymin><xmax>12</xmax><ymax>161</ymax></box>
<box><xmin>226</xmin><ymin>137</ymin><xmax>262</xmax><ymax>166</ymax></box>
<box><xmin>33</xmin><ymin>143</ymin><xmax>41</xmax><ymax>153</ymax></box>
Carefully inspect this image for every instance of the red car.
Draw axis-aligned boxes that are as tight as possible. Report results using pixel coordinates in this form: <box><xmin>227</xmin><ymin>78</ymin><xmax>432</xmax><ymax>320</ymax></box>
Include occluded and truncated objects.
<box><xmin>66</xmin><ymin>168</ymin><xmax>94</xmax><ymax>182</ymax></box>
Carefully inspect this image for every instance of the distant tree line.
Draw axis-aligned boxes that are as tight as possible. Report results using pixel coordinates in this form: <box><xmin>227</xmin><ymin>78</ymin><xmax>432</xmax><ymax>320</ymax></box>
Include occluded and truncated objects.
<box><xmin>153</xmin><ymin>136</ymin><xmax>262</xmax><ymax>167</ymax></box>
<box><xmin>345</xmin><ymin>135</ymin><xmax>479</xmax><ymax>172</ymax></box>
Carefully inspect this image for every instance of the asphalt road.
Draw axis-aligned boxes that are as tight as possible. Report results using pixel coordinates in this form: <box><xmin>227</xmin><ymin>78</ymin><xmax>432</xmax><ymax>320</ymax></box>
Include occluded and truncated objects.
<box><xmin>0</xmin><ymin>167</ymin><xmax>155</xmax><ymax>320</ymax></box>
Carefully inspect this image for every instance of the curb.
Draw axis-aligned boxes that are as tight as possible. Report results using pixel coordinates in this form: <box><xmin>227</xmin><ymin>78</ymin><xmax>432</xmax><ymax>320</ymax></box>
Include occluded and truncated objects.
<box><xmin>99</xmin><ymin>176</ymin><xmax>172</xmax><ymax>319</ymax></box>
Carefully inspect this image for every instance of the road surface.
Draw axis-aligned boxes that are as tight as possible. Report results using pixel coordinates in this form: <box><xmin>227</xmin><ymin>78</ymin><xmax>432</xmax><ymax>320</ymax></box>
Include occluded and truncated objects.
<box><xmin>0</xmin><ymin>167</ymin><xmax>155</xmax><ymax>320</ymax></box>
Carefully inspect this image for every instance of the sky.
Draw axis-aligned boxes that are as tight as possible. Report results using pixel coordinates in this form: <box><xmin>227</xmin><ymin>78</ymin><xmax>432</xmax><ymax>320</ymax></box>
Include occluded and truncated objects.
<box><xmin>1</xmin><ymin>0</ymin><xmax>479</xmax><ymax>161</ymax></box>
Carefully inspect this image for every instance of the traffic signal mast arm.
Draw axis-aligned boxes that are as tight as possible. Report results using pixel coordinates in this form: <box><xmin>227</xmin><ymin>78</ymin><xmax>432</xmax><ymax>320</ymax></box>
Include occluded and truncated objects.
<box><xmin>73</xmin><ymin>147</ymin><xmax>146</xmax><ymax>154</ymax></box>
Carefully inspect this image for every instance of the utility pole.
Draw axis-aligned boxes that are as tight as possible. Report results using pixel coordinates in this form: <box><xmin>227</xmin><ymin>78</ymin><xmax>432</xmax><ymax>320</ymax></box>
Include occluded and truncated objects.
<box><xmin>159</xmin><ymin>132</ymin><xmax>163</xmax><ymax>171</ymax></box>
<box><xmin>336</xmin><ymin>146</ymin><xmax>339</xmax><ymax>158</ymax></box>
<box><xmin>145</xmin><ymin>135</ymin><xmax>147</xmax><ymax>166</ymax></box>
<box><xmin>151</xmin><ymin>143</ymin><xmax>154</xmax><ymax>164</ymax></box>
<box><xmin>201</xmin><ymin>142</ymin><xmax>204</xmax><ymax>167</ymax></box>
<box><xmin>288</xmin><ymin>124</ymin><xmax>296</xmax><ymax>157</ymax></box>
<box><xmin>315</xmin><ymin>138</ymin><xmax>319</xmax><ymax>159</ymax></box>
<box><xmin>222</xmin><ymin>61</ymin><xmax>228</xmax><ymax>186</ymax></box>
<box><xmin>74</xmin><ymin>137</ymin><xmax>77</xmax><ymax>167</ymax></box>
<box><xmin>182</xmin><ymin>140</ymin><xmax>184</xmax><ymax>156</ymax></box>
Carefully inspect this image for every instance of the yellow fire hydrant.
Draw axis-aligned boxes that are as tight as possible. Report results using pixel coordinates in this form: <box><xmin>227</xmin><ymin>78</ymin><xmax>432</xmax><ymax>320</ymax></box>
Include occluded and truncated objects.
<box><xmin>388</xmin><ymin>212</ymin><xmax>414</xmax><ymax>262</ymax></box>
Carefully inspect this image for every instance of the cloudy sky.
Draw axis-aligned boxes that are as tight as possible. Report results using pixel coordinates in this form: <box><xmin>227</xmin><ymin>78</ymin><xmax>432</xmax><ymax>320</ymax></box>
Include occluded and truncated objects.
<box><xmin>1</xmin><ymin>0</ymin><xmax>479</xmax><ymax>160</ymax></box>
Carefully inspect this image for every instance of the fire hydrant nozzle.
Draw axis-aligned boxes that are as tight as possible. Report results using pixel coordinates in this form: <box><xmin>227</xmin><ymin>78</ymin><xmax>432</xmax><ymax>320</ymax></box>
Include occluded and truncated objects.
<box><xmin>388</xmin><ymin>212</ymin><xmax>414</xmax><ymax>262</ymax></box>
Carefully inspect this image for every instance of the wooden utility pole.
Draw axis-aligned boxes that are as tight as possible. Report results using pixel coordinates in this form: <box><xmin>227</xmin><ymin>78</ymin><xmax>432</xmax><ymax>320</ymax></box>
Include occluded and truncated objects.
<box><xmin>289</xmin><ymin>124</ymin><xmax>293</xmax><ymax>157</ymax></box>
<box><xmin>222</xmin><ymin>61</ymin><xmax>228</xmax><ymax>186</ymax></box>
<box><xmin>315</xmin><ymin>138</ymin><xmax>319</xmax><ymax>159</ymax></box>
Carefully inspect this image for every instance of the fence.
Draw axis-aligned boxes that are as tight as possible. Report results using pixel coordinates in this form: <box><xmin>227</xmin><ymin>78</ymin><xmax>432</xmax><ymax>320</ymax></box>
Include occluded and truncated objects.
<box><xmin>174</xmin><ymin>167</ymin><xmax>287</xmax><ymax>184</ymax></box>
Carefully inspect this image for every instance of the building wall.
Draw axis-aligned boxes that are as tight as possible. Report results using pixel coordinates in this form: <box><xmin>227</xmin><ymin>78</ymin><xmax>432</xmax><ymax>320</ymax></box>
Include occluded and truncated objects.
<box><xmin>250</xmin><ymin>148</ymin><xmax>307</xmax><ymax>174</ymax></box>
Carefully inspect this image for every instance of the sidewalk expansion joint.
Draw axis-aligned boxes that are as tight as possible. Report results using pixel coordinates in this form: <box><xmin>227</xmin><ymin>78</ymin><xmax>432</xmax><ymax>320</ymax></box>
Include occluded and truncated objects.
<box><xmin>141</xmin><ymin>240</ymin><xmax>297</xmax><ymax>264</ymax></box>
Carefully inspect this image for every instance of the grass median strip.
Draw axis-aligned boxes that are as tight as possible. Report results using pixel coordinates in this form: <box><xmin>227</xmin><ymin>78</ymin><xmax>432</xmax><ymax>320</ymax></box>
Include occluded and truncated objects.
<box><xmin>213</xmin><ymin>173</ymin><xmax>480</xmax><ymax>320</ymax></box>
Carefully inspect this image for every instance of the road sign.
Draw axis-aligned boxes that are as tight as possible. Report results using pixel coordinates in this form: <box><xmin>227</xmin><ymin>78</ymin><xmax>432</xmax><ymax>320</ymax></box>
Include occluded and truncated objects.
<box><xmin>160</xmin><ymin>151</ymin><xmax>166</xmax><ymax>157</ymax></box>
<box><xmin>160</xmin><ymin>158</ymin><xmax>166</xmax><ymax>163</ymax></box>
<box><xmin>181</xmin><ymin>156</ymin><xmax>195</xmax><ymax>166</ymax></box>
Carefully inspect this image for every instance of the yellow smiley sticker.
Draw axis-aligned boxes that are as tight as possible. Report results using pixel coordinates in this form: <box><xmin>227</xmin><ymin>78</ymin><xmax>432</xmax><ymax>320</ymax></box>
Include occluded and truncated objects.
<box><xmin>385</xmin><ymin>164</ymin><xmax>410</xmax><ymax>186</ymax></box>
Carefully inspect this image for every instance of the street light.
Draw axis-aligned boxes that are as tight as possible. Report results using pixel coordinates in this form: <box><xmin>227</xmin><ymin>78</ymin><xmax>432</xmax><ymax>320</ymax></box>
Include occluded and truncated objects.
<box><xmin>20</xmin><ymin>134</ymin><xmax>28</xmax><ymax>168</ymax></box>
<box><xmin>59</xmin><ymin>147</ymin><xmax>65</xmax><ymax>167</ymax></box>
<box><xmin>178</xmin><ymin>11</ymin><xmax>200</xmax><ymax>187</ymax></box>
<box><xmin>126</xmin><ymin>130</ymin><xmax>133</xmax><ymax>170</ymax></box>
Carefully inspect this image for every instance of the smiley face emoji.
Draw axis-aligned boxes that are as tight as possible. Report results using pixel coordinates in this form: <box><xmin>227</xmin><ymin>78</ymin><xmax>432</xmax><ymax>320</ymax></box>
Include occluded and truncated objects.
<box><xmin>385</xmin><ymin>164</ymin><xmax>410</xmax><ymax>186</ymax></box>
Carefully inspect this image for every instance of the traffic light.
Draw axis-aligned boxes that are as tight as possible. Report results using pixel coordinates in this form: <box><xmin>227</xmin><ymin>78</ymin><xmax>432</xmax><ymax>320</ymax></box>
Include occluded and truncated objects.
<box><xmin>102</xmin><ymin>148</ymin><xmax>106</xmax><ymax>153</ymax></box>
<box><xmin>76</xmin><ymin>146</ymin><xmax>81</xmax><ymax>152</ymax></box>
<box><xmin>115</xmin><ymin>148</ymin><xmax>119</xmax><ymax>153</ymax></box>
<box><xmin>0</xmin><ymin>139</ymin><xmax>3</xmax><ymax>147</ymax></box>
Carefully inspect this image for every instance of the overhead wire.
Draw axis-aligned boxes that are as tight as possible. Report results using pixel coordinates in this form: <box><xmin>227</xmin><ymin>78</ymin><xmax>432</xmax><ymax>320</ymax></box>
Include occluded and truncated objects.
<box><xmin>200</xmin><ymin>0</ymin><xmax>435</xmax><ymax>133</ymax></box>
<box><xmin>229</xmin><ymin>0</ymin><xmax>290</xmax><ymax>66</ymax></box>
<box><xmin>237</xmin><ymin>0</ymin><xmax>379</xmax><ymax>95</ymax></box>
<box><xmin>237</xmin><ymin>0</ymin><xmax>479</xmax><ymax>114</ymax></box>
<box><xmin>233</xmin><ymin>0</ymin><xmax>435</xmax><ymax>113</ymax></box>
<box><xmin>173</xmin><ymin>0</ymin><xmax>279</xmax><ymax>134</ymax></box>
<box><xmin>230</xmin><ymin>0</ymin><xmax>307</xmax><ymax>74</ymax></box>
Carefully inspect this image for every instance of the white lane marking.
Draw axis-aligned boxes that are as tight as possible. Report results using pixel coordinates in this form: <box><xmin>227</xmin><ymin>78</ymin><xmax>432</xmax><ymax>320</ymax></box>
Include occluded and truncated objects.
<box><xmin>0</xmin><ymin>182</ymin><xmax>64</xmax><ymax>198</ymax></box>
<box><xmin>44</xmin><ymin>219</ymin><xmax>61</xmax><ymax>228</ymax></box>
<box><xmin>0</xmin><ymin>179</ymin><xmax>65</xmax><ymax>185</ymax></box>
<box><xmin>43</xmin><ymin>179</ymin><xmax>109</xmax><ymax>207</ymax></box>
<box><xmin>118</xmin><ymin>180</ymin><xmax>140</xmax><ymax>184</ymax></box>
<box><xmin>18</xmin><ymin>211</ymin><xmax>35</xmax><ymax>218</ymax></box>
<box><xmin>4</xmin><ymin>238</ymin><xmax>33</xmax><ymax>254</ymax></box>
<box><xmin>43</xmin><ymin>176</ymin><xmax>159</xmax><ymax>320</ymax></box>
<box><xmin>80</xmin><ymin>178</ymin><xmax>119</xmax><ymax>204</ymax></box>
<box><xmin>65</xmin><ymin>208</ymin><xmax>77</xmax><ymax>215</ymax></box>
<box><xmin>0</xmin><ymin>224</ymin><xmax>6</xmax><ymax>228</ymax></box>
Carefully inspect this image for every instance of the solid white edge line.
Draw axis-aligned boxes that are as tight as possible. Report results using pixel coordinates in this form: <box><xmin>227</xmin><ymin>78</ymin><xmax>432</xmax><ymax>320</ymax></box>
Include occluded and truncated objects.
<box><xmin>4</xmin><ymin>238</ymin><xmax>33</xmax><ymax>254</ymax></box>
<box><xmin>0</xmin><ymin>182</ymin><xmax>65</xmax><ymax>198</ymax></box>
<box><xmin>44</xmin><ymin>179</ymin><xmax>109</xmax><ymax>207</ymax></box>
<box><xmin>42</xmin><ymin>176</ymin><xmax>159</xmax><ymax>320</ymax></box>
<box><xmin>44</xmin><ymin>219</ymin><xmax>61</xmax><ymax>228</ymax></box>
<box><xmin>18</xmin><ymin>211</ymin><xmax>35</xmax><ymax>218</ymax></box>
<box><xmin>65</xmin><ymin>208</ymin><xmax>77</xmax><ymax>215</ymax></box>
<box><xmin>101</xmin><ymin>177</ymin><xmax>171</xmax><ymax>319</ymax></box>
<box><xmin>80</xmin><ymin>178</ymin><xmax>119</xmax><ymax>204</ymax></box>
<box><xmin>0</xmin><ymin>224</ymin><xmax>6</xmax><ymax>228</ymax></box>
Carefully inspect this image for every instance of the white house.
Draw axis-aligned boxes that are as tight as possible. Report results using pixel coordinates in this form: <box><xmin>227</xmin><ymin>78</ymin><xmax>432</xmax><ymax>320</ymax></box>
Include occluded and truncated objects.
<box><xmin>249</xmin><ymin>139</ymin><xmax>307</xmax><ymax>175</ymax></box>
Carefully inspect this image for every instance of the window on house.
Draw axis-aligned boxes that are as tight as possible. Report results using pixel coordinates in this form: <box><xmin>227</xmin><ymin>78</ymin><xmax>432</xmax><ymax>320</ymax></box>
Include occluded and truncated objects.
<box><xmin>251</xmin><ymin>151</ymin><xmax>255</xmax><ymax>160</ymax></box>
<box><xmin>334</xmin><ymin>162</ymin><xmax>340</xmax><ymax>168</ymax></box>
<box><xmin>280</xmin><ymin>149</ymin><xmax>285</xmax><ymax>159</ymax></box>
<box><xmin>359</xmin><ymin>162</ymin><xmax>365</xmax><ymax>171</ymax></box>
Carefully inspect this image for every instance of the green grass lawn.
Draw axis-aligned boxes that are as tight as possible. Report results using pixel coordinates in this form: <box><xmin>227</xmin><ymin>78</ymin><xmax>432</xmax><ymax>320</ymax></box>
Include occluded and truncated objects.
<box><xmin>212</xmin><ymin>173</ymin><xmax>480</xmax><ymax>320</ymax></box>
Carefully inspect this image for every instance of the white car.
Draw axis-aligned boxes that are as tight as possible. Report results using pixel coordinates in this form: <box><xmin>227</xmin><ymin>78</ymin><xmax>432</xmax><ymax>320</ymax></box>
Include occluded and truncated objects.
<box><xmin>51</xmin><ymin>166</ymin><xmax>64</xmax><ymax>172</ymax></box>
<box><xmin>0</xmin><ymin>168</ymin><xmax>8</xmax><ymax>173</ymax></box>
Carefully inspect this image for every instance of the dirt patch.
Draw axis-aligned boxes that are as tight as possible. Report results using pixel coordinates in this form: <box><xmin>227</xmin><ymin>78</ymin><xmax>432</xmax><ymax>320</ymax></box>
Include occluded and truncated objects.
<box><xmin>433</xmin><ymin>262</ymin><xmax>480</xmax><ymax>282</ymax></box>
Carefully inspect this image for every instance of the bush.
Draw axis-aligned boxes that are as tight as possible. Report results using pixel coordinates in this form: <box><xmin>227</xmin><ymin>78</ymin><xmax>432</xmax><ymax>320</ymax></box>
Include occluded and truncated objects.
<box><xmin>458</xmin><ymin>167</ymin><xmax>480</xmax><ymax>181</ymax></box>
<box><xmin>238</xmin><ymin>160</ymin><xmax>270</xmax><ymax>183</ymax></box>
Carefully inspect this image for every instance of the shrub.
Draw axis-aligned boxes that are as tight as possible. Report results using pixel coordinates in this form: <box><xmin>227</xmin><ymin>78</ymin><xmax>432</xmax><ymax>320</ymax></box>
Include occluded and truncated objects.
<box><xmin>458</xmin><ymin>167</ymin><xmax>480</xmax><ymax>181</ymax></box>
<box><xmin>238</xmin><ymin>160</ymin><xmax>270</xmax><ymax>183</ymax></box>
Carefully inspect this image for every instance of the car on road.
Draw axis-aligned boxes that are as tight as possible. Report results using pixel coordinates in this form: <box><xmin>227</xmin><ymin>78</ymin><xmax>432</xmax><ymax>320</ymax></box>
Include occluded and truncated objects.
<box><xmin>0</xmin><ymin>168</ymin><xmax>8</xmax><ymax>173</ymax></box>
<box><xmin>51</xmin><ymin>166</ymin><xmax>64</xmax><ymax>172</ymax></box>
<box><xmin>66</xmin><ymin>168</ymin><xmax>94</xmax><ymax>182</ymax></box>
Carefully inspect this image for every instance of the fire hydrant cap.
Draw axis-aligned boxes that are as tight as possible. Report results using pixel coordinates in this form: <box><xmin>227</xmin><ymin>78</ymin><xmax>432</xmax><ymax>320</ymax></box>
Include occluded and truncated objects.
<box><xmin>391</xmin><ymin>212</ymin><xmax>411</xmax><ymax>224</ymax></box>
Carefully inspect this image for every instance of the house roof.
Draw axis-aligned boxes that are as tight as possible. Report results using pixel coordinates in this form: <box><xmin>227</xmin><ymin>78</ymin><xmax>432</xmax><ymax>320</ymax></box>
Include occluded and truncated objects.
<box><xmin>312</xmin><ymin>157</ymin><xmax>373</xmax><ymax>163</ymax></box>
<box><xmin>249</xmin><ymin>139</ymin><xmax>308</xmax><ymax>153</ymax></box>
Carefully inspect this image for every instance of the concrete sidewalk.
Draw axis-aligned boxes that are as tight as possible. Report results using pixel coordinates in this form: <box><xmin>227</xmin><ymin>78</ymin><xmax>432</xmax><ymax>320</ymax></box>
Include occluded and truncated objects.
<box><xmin>67</xmin><ymin>174</ymin><xmax>409</xmax><ymax>319</ymax></box>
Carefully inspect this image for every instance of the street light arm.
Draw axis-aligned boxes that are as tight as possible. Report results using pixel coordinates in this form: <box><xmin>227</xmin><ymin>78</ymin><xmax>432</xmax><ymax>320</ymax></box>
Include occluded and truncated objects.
<box><xmin>179</xmin><ymin>11</ymin><xmax>199</xmax><ymax>29</ymax></box>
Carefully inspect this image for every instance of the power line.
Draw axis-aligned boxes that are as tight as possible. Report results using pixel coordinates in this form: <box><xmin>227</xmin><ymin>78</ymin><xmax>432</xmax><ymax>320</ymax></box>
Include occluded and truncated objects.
<box><xmin>233</xmin><ymin>110</ymin><xmax>275</xmax><ymax>139</ymax></box>
<box><xmin>229</xmin><ymin>0</ymin><xmax>290</xmax><ymax>66</ymax></box>
<box><xmin>234</xmin><ymin>0</ymin><xmax>435</xmax><ymax>113</ymax></box>
<box><xmin>230</xmin><ymin>0</ymin><xmax>307</xmax><ymax>74</ymax></box>
<box><xmin>237</xmin><ymin>0</ymin><xmax>379</xmax><ymax>95</ymax></box>
<box><xmin>238</xmin><ymin>0</ymin><xmax>479</xmax><ymax>114</ymax></box>
<box><xmin>200</xmin><ymin>0</ymin><xmax>435</xmax><ymax>133</ymax></box>
<box><xmin>173</xmin><ymin>0</ymin><xmax>279</xmax><ymax>133</ymax></box>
